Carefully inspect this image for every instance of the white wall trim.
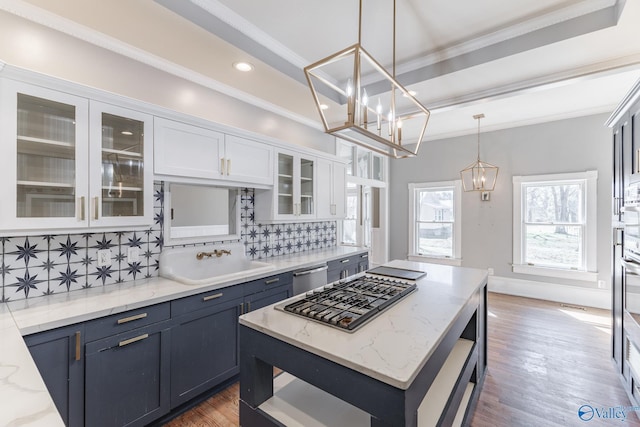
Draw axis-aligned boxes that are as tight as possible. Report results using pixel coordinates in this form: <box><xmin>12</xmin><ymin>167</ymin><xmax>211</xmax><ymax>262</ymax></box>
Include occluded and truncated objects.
<box><xmin>488</xmin><ymin>275</ymin><xmax>610</xmax><ymax>310</ymax></box>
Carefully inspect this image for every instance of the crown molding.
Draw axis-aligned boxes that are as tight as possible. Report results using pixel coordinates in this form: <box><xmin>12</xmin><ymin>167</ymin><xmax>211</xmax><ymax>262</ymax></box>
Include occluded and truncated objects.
<box><xmin>0</xmin><ymin>0</ymin><xmax>322</xmax><ymax>130</ymax></box>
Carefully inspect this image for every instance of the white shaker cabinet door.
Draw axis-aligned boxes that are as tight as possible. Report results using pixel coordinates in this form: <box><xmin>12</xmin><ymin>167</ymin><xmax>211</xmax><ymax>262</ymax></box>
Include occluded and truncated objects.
<box><xmin>316</xmin><ymin>158</ymin><xmax>347</xmax><ymax>220</ymax></box>
<box><xmin>223</xmin><ymin>134</ymin><xmax>273</xmax><ymax>186</ymax></box>
<box><xmin>154</xmin><ymin>117</ymin><xmax>223</xmax><ymax>179</ymax></box>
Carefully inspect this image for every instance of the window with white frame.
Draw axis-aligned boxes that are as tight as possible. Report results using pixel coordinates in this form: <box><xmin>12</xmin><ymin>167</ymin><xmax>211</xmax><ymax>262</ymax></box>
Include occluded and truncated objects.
<box><xmin>408</xmin><ymin>180</ymin><xmax>462</xmax><ymax>265</ymax></box>
<box><xmin>512</xmin><ymin>171</ymin><xmax>597</xmax><ymax>281</ymax></box>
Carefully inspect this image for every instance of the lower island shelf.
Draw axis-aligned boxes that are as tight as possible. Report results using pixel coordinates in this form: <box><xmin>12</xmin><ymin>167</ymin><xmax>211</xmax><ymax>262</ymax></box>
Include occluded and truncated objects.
<box><xmin>238</xmin><ymin>260</ymin><xmax>488</xmax><ymax>427</ymax></box>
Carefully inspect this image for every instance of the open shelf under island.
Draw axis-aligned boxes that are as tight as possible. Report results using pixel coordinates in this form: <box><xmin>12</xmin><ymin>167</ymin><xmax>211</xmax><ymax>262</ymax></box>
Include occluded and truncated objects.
<box><xmin>239</xmin><ymin>260</ymin><xmax>488</xmax><ymax>427</ymax></box>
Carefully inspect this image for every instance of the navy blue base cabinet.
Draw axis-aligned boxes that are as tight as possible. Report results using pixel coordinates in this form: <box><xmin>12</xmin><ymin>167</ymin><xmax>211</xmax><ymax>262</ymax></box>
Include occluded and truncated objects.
<box><xmin>24</xmin><ymin>272</ymin><xmax>295</xmax><ymax>426</ymax></box>
<box><xmin>84</xmin><ymin>321</ymin><xmax>171</xmax><ymax>427</ymax></box>
<box><xmin>170</xmin><ymin>290</ymin><xmax>243</xmax><ymax>408</ymax></box>
<box><xmin>24</xmin><ymin>324</ymin><xmax>85</xmax><ymax>427</ymax></box>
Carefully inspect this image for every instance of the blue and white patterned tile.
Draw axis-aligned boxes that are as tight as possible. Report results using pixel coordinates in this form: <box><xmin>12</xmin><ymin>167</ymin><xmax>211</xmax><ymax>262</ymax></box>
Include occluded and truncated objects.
<box><xmin>123</xmin><ymin>231</ymin><xmax>145</xmax><ymax>249</ymax></box>
<box><xmin>150</xmin><ymin>229</ymin><xmax>163</xmax><ymax>252</ymax></box>
<box><xmin>50</xmin><ymin>234</ymin><xmax>86</xmax><ymax>265</ymax></box>
<box><xmin>149</xmin><ymin>252</ymin><xmax>161</xmax><ymax>275</ymax></box>
<box><xmin>87</xmin><ymin>232</ymin><xmax>119</xmax><ymax>267</ymax></box>
<box><xmin>123</xmin><ymin>260</ymin><xmax>148</xmax><ymax>281</ymax></box>
<box><xmin>4</xmin><ymin>267</ymin><xmax>48</xmax><ymax>300</ymax></box>
<box><xmin>4</xmin><ymin>236</ymin><xmax>48</xmax><ymax>269</ymax></box>
<box><xmin>51</xmin><ymin>262</ymin><xmax>87</xmax><ymax>293</ymax></box>
<box><xmin>153</xmin><ymin>206</ymin><xmax>164</xmax><ymax>232</ymax></box>
<box><xmin>88</xmin><ymin>263</ymin><xmax>119</xmax><ymax>287</ymax></box>
<box><xmin>154</xmin><ymin>182</ymin><xmax>164</xmax><ymax>209</ymax></box>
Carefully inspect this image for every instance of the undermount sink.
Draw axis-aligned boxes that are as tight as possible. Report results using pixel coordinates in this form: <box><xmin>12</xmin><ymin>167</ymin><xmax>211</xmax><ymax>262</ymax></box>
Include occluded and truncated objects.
<box><xmin>159</xmin><ymin>243</ymin><xmax>275</xmax><ymax>285</ymax></box>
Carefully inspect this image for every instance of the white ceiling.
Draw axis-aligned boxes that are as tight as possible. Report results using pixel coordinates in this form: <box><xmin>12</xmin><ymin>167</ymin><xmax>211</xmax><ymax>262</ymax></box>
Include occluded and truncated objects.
<box><xmin>5</xmin><ymin>0</ymin><xmax>640</xmax><ymax>140</ymax></box>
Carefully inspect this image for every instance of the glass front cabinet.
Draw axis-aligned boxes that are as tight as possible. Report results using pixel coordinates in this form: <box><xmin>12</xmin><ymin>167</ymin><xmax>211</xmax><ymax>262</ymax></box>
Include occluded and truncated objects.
<box><xmin>256</xmin><ymin>150</ymin><xmax>315</xmax><ymax>222</ymax></box>
<box><xmin>0</xmin><ymin>80</ymin><xmax>153</xmax><ymax>232</ymax></box>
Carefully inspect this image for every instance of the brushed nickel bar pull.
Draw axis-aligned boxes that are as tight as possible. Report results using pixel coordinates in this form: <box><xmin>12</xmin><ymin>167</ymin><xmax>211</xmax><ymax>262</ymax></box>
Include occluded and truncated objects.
<box><xmin>75</xmin><ymin>331</ymin><xmax>81</xmax><ymax>361</ymax></box>
<box><xmin>93</xmin><ymin>197</ymin><xmax>99</xmax><ymax>220</ymax></box>
<box><xmin>118</xmin><ymin>333</ymin><xmax>149</xmax><ymax>347</ymax></box>
<box><xmin>79</xmin><ymin>197</ymin><xmax>85</xmax><ymax>221</ymax></box>
<box><xmin>239</xmin><ymin>303</ymin><xmax>244</xmax><ymax>315</ymax></box>
<box><xmin>340</xmin><ymin>259</ymin><xmax>350</xmax><ymax>263</ymax></box>
<box><xmin>247</xmin><ymin>301</ymin><xmax>251</xmax><ymax>312</ymax></box>
<box><xmin>360</xmin><ymin>254</ymin><xmax>368</xmax><ymax>258</ymax></box>
<box><xmin>265</xmin><ymin>278</ymin><xmax>280</xmax><ymax>285</ymax></box>
<box><xmin>221</xmin><ymin>158</ymin><xmax>225</xmax><ymax>175</ymax></box>
<box><xmin>227</xmin><ymin>159</ymin><xmax>231</xmax><ymax>176</ymax></box>
<box><xmin>117</xmin><ymin>312</ymin><xmax>148</xmax><ymax>324</ymax></box>
<box><xmin>203</xmin><ymin>293</ymin><xmax>224</xmax><ymax>302</ymax></box>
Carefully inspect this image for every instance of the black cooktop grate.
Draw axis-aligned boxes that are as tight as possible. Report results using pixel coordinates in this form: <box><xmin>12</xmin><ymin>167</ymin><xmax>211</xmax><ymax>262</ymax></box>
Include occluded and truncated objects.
<box><xmin>281</xmin><ymin>275</ymin><xmax>416</xmax><ymax>331</ymax></box>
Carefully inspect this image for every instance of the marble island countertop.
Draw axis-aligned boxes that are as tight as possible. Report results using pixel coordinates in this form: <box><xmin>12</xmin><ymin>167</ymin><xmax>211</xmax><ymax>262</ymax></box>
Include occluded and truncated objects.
<box><xmin>239</xmin><ymin>259</ymin><xmax>489</xmax><ymax>390</ymax></box>
<box><xmin>0</xmin><ymin>246</ymin><xmax>367</xmax><ymax>427</ymax></box>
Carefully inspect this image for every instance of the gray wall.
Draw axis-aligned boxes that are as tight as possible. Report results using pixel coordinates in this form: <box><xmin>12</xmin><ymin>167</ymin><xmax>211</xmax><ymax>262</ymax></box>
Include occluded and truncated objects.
<box><xmin>0</xmin><ymin>11</ymin><xmax>334</xmax><ymax>154</ymax></box>
<box><xmin>389</xmin><ymin>113</ymin><xmax>612</xmax><ymax>289</ymax></box>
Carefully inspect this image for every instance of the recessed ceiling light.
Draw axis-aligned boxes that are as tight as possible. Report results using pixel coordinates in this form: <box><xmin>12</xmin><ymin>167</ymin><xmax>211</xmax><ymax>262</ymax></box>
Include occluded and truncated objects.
<box><xmin>121</xmin><ymin>131</ymin><xmax>133</xmax><ymax>136</ymax></box>
<box><xmin>320</xmin><ymin>104</ymin><xmax>329</xmax><ymax>110</ymax></box>
<box><xmin>233</xmin><ymin>62</ymin><xmax>254</xmax><ymax>72</ymax></box>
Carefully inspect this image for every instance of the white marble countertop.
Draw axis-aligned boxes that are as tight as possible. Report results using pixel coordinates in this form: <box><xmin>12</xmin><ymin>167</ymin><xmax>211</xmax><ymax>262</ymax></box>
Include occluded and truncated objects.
<box><xmin>239</xmin><ymin>259</ymin><xmax>488</xmax><ymax>390</ymax></box>
<box><xmin>0</xmin><ymin>245</ymin><xmax>367</xmax><ymax>427</ymax></box>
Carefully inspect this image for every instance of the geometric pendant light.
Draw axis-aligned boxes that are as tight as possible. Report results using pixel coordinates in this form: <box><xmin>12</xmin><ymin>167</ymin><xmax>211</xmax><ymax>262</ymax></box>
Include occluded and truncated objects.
<box><xmin>304</xmin><ymin>0</ymin><xmax>431</xmax><ymax>158</ymax></box>
<box><xmin>460</xmin><ymin>114</ymin><xmax>499</xmax><ymax>191</ymax></box>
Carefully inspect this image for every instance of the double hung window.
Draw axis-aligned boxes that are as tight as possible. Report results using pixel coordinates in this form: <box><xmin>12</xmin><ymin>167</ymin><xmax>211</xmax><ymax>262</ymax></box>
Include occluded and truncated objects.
<box><xmin>408</xmin><ymin>181</ymin><xmax>461</xmax><ymax>265</ymax></box>
<box><xmin>513</xmin><ymin>171</ymin><xmax>597</xmax><ymax>280</ymax></box>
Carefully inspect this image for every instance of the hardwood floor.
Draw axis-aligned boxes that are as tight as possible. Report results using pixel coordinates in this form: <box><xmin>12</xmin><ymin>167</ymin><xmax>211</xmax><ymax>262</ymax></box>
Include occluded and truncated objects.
<box><xmin>163</xmin><ymin>293</ymin><xmax>633</xmax><ymax>426</ymax></box>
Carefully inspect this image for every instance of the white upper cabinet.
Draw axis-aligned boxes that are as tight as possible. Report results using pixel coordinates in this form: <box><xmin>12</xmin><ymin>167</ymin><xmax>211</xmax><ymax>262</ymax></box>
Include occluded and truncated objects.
<box><xmin>154</xmin><ymin>117</ymin><xmax>272</xmax><ymax>186</ymax></box>
<box><xmin>316</xmin><ymin>158</ymin><xmax>346</xmax><ymax>220</ymax></box>
<box><xmin>223</xmin><ymin>134</ymin><xmax>273</xmax><ymax>186</ymax></box>
<box><xmin>89</xmin><ymin>101</ymin><xmax>154</xmax><ymax>227</ymax></box>
<box><xmin>255</xmin><ymin>150</ymin><xmax>315</xmax><ymax>222</ymax></box>
<box><xmin>154</xmin><ymin>117</ymin><xmax>223</xmax><ymax>179</ymax></box>
<box><xmin>0</xmin><ymin>79</ymin><xmax>153</xmax><ymax>232</ymax></box>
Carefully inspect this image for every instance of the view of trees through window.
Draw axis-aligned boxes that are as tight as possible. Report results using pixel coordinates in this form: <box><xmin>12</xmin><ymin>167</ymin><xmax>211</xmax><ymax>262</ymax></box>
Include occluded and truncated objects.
<box><xmin>523</xmin><ymin>182</ymin><xmax>584</xmax><ymax>269</ymax></box>
<box><xmin>416</xmin><ymin>188</ymin><xmax>454</xmax><ymax>257</ymax></box>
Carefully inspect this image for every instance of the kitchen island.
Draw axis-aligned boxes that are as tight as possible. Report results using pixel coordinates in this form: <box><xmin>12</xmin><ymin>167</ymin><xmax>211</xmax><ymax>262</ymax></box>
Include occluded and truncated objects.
<box><xmin>238</xmin><ymin>260</ymin><xmax>488</xmax><ymax>426</ymax></box>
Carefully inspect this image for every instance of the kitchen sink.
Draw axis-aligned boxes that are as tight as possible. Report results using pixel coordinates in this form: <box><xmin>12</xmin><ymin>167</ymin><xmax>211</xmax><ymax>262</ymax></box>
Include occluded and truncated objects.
<box><xmin>159</xmin><ymin>243</ymin><xmax>275</xmax><ymax>285</ymax></box>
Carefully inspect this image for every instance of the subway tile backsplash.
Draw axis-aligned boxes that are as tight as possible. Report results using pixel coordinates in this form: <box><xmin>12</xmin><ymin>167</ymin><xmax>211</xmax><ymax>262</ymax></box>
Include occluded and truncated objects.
<box><xmin>0</xmin><ymin>183</ymin><xmax>336</xmax><ymax>301</ymax></box>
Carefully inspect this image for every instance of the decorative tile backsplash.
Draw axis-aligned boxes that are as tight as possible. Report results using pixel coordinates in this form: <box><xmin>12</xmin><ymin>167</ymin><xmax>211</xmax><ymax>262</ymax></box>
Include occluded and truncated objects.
<box><xmin>0</xmin><ymin>183</ymin><xmax>336</xmax><ymax>301</ymax></box>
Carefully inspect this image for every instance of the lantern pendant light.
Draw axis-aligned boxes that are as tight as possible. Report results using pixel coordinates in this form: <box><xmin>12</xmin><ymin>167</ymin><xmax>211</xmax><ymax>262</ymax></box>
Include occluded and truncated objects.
<box><xmin>460</xmin><ymin>114</ymin><xmax>499</xmax><ymax>192</ymax></box>
<box><xmin>304</xmin><ymin>0</ymin><xmax>431</xmax><ymax>158</ymax></box>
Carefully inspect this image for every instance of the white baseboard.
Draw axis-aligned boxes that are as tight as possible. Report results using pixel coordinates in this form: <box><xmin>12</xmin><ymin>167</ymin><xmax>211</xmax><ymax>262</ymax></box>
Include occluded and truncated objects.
<box><xmin>488</xmin><ymin>275</ymin><xmax>611</xmax><ymax>310</ymax></box>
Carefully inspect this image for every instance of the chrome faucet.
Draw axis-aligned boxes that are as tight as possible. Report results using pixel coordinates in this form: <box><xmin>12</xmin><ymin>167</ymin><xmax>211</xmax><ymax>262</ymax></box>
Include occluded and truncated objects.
<box><xmin>196</xmin><ymin>249</ymin><xmax>232</xmax><ymax>260</ymax></box>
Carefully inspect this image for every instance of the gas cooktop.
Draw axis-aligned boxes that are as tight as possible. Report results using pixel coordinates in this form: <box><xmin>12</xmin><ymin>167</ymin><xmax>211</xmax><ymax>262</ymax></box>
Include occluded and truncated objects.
<box><xmin>276</xmin><ymin>273</ymin><xmax>417</xmax><ymax>332</ymax></box>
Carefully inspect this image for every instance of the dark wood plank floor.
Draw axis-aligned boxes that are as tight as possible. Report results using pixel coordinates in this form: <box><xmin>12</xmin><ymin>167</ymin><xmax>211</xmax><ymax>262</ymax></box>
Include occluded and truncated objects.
<box><xmin>164</xmin><ymin>293</ymin><xmax>634</xmax><ymax>426</ymax></box>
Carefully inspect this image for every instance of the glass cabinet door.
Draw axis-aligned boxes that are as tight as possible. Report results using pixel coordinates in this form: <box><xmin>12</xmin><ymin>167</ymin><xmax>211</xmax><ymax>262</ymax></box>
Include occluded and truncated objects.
<box><xmin>0</xmin><ymin>80</ymin><xmax>90</xmax><ymax>231</ymax></box>
<box><xmin>277</xmin><ymin>153</ymin><xmax>294</xmax><ymax>215</ymax></box>
<box><xmin>299</xmin><ymin>157</ymin><xmax>314</xmax><ymax>215</ymax></box>
<box><xmin>100</xmin><ymin>113</ymin><xmax>144</xmax><ymax>218</ymax></box>
<box><xmin>16</xmin><ymin>93</ymin><xmax>79</xmax><ymax>218</ymax></box>
<box><xmin>90</xmin><ymin>102</ymin><xmax>153</xmax><ymax>227</ymax></box>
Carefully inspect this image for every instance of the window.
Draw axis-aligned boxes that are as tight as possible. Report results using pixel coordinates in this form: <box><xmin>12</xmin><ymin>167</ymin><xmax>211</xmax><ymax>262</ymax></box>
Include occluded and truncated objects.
<box><xmin>408</xmin><ymin>180</ymin><xmax>462</xmax><ymax>265</ymax></box>
<box><xmin>513</xmin><ymin>171</ymin><xmax>597</xmax><ymax>281</ymax></box>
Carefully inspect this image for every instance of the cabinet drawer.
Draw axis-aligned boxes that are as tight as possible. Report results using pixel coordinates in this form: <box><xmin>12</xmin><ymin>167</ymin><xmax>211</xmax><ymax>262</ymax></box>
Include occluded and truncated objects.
<box><xmin>327</xmin><ymin>256</ymin><xmax>354</xmax><ymax>272</ymax></box>
<box><xmin>244</xmin><ymin>272</ymin><xmax>293</xmax><ymax>296</ymax></box>
<box><xmin>171</xmin><ymin>284</ymin><xmax>245</xmax><ymax>317</ymax></box>
<box><xmin>85</xmin><ymin>302</ymin><xmax>170</xmax><ymax>342</ymax></box>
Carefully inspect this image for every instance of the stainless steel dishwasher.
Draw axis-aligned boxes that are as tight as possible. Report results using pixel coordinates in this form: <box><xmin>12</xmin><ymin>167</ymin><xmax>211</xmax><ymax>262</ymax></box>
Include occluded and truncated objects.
<box><xmin>292</xmin><ymin>264</ymin><xmax>328</xmax><ymax>295</ymax></box>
